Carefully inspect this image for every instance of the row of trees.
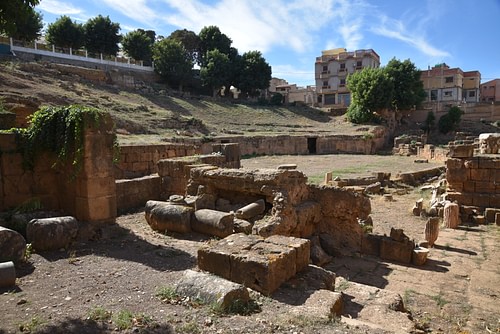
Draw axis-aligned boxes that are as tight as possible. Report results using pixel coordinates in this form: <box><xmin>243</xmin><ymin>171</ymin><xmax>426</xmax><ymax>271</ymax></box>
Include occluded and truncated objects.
<box><xmin>1</xmin><ymin>2</ymin><xmax>272</xmax><ymax>98</ymax></box>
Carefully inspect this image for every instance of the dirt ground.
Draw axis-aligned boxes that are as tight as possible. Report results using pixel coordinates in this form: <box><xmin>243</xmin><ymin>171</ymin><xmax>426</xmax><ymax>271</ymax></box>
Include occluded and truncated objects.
<box><xmin>1</xmin><ymin>154</ymin><xmax>499</xmax><ymax>334</ymax></box>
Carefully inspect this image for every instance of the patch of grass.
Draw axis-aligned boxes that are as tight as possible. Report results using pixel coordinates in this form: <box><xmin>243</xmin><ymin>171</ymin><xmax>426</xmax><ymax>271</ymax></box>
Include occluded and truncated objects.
<box><xmin>155</xmin><ymin>286</ymin><xmax>178</xmax><ymax>301</ymax></box>
<box><xmin>18</xmin><ymin>315</ymin><xmax>45</xmax><ymax>333</ymax></box>
<box><xmin>431</xmin><ymin>291</ymin><xmax>449</xmax><ymax>308</ymax></box>
<box><xmin>336</xmin><ymin>278</ymin><xmax>351</xmax><ymax>292</ymax></box>
<box><xmin>176</xmin><ymin>322</ymin><xmax>201</xmax><ymax>334</ymax></box>
<box><xmin>24</xmin><ymin>243</ymin><xmax>33</xmax><ymax>262</ymax></box>
<box><xmin>480</xmin><ymin>234</ymin><xmax>487</xmax><ymax>260</ymax></box>
<box><xmin>112</xmin><ymin>309</ymin><xmax>134</xmax><ymax>330</ymax></box>
<box><xmin>67</xmin><ymin>250</ymin><xmax>78</xmax><ymax>264</ymax></box>
<box><xmin>403</xmin><ymin>289</ymin><xmax>417</xmax><ymax>307</ymax></box>
<box><xmin>87</xmin><ymin>306</ymin><xmax>112</xmax><ymax>322</ymax></box>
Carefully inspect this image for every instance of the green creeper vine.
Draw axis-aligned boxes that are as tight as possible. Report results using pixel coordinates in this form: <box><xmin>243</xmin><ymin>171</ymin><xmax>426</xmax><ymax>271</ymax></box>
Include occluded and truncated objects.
<box><xmin>10</xmin><ymin>105</ymin><xmax>118</xmax><ymax>178</ymax></box>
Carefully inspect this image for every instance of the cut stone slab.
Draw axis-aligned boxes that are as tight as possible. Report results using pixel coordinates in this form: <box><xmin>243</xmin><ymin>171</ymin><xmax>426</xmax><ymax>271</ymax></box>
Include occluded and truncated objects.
<box><xmin>485</xmin><ymin>208</ymin><xmax>500</xmax><ymax>224</ymax></box>
<box><xmin>175</xmin><ymin>269</ymin><xmax>249</xmax><ymax>309</ymax></box>
<box><xmin>198</xmin><ymin>233</ymin><xmax>310</xmax><ymax>295</ymax></box>
<box><xmin>0</xmin><ymin>227</ymin><xmax>26</xmax><ymax>263</ymax></box>
<box><xmin>26</xmin><ymin>216</ymin><xmax>78</xmax><ymax>251</ymax></box>
<box><xmin>289</xmin><ymin>289</ymin><xmax>343</xmax><ymax>319</ymax></box>
<box><xmin>379</xmin><ymin>237</ymin><xmax>414</xmax><ymax>264</ymax></box>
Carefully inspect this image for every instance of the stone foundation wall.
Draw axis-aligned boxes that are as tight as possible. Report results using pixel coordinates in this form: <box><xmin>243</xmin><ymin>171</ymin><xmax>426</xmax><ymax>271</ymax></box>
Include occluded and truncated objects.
<box><xmin>0</xmin><ymin>116</ymin><xmax>117</xmax><ymax>223</ymax></box>
<box><xmin>115</xmin><ymin>144</ymin><xmax>200</xmax><ymax>179</ymax></box>
<box><xmin>446</xmin><ymin>156</ymin><xmax>500</xmax><ymax>209</ymax></box>
<box><xmin>417</xmin><ymin>144</ymin><xmax>449</xmax><ymax>162</ymax></box>
<box><xmin>116</xmin><ymin>175</ymin><xmax>161</xmax><ymax>214</ymax></box>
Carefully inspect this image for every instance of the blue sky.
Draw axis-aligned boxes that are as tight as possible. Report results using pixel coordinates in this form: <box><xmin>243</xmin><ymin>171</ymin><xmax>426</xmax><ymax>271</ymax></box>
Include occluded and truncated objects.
<box><xmin>35</xmin><ymin>0</ymin><xmax>500</xmax><ymax>86</ymax></box>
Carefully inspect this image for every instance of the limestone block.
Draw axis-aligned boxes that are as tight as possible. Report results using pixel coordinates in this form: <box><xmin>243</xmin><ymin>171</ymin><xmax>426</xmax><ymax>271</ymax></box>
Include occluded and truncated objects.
<box><xmin>309</xmin><ymin>235</ymin><xmax>332</xmax><ymax>266</ymax></box>
<box><xmin>192</xmin><ymin>209</ymin><xmax>234</xmax><ymax>238</ymax></box>
<box><xmin>294</xmin><ymin>201</ymin><xmax>321</xmax><ymax>238</ymax></box>
<box><xmin>277</xmin><ymin>164</ymin><xmax>297</xmax><ymax>170</ymax></box>
<box><xmin>478</xmin><ymin>133</ymin><xmax>500</xmax><ymax>154</ymax></box>
<box><xmin>443</xmin><ymin>202</ymin><xmax>460</xmax><ymax>229</ymax></box>
<box><xmin>291</xmin><ymin>290</ymin><xmax>343</xmax><ymax>319</ymax></box>
<box><xmin>175</xmin><ymin>269</ymin><xmax>249</xmax><ymax>309</ymax></box>
<box><xmin>361</xmin><ymin>234</ymin><xmax>381</xmax><ymax>256</ymax></box>
<box><xmin>0</xmin><ymin>261</ymin><xmax>16</xmax><ymax>288</ymax></box>
<box><xmin>0</xmin><ymin>227</ymin><xmax>27</xmax><ymax>263</ymax></box>
<box><xmin>390</xmin><ymin>228</ymin><xmax>410</xmax><ymax>242</ymax></box>
<box><xmin>470</xmin><ymin>168</ymin><xmax>490</xmax><ymax>182</ymax></box>
<box><xmin>75</xmin><ymin>195</ymin><xmax>117</xmax><ymax>222</ymax></box>
<box><xmin>364</xmin><ymin>182</ymin><xmax>381</xmax><ymax>195</ymax></box>
<box><xmin>485</xmin><ymin>208</ymin><xmax>500</xmax><ymax>224</ymax></box>
<box><xmin>473</xmin><ymin>215</ymin><xmax>485</xmax><ymax>225</ymax></box>
<box><xmin>27</xmin><ymin>216</ymin><xmax>78</xmax><ymax>251</ymax></box>
<box><xmin>425</xmin><ymin>217</ymin><xmax>440</xmax><ymax>247</ymax></box>
<box><xmin>265</xmin><ymin>234</ymin><xmax>311</xmax><ymax>273</ymax></box>
<box><xmin>144</xmin><ymin>200</ymin><xmax>193</xmax><ymax>233</ymax></box>
<box><xmin>412</xmin><ymin>247</ymin><xmax>429</xmax><ymax>266</ymax></box>
<box><xmin>235</xmin><ymin>199</ymin><xmax>266</xmax><ymax>220</ymax></box>
<box><xmin>448</xmin><ymin>144</ymin><xmax>474</xmax><ymax>158</ymax></box>
<box><xmin>412</xmin><ymin>198</ymin><xmax>424</xmax><ymax>216</ymax></box>
<box><xmin>380</xmin><ymin>237</ymin><xmax>413</xmax><ymax>264</ymax></box>
<box><xmin>496</xmin><ymin>213</ymin><xmax>500</xmax><ymax>226</ymax></box>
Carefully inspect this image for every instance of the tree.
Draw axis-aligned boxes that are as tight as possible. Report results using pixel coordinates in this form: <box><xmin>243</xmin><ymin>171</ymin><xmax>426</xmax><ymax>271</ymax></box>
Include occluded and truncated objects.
<box><xmin>198</xmin><ymin>26</ymin><xmax>232</xmax><ymax>66</ymax></box>
<box><xmin>167</xmin><ymin>29</ymin><xmax>200</xmax><ymax>64</ymax></box>
<box><xmin>385</xmin><ymin>58</ymin><xmax>426</xmax><ymax>111</ymax></box>
<box><xmin>84</xmin><ymin>15</ymin><xmax>120</xmax><ymax>56</ymax></box>
<box><xmin>122</xmin><ymin>29</ymin><xmax>153</xmax><ymax>63</ymax></box>
<box><xmin>0</xmin><ymin>0</ymin><xmax>39</xmax><ymax>37</ymax></box>
<box><xmin>237</xmin><ymin>50</ymin><xmax>272</xmax><ymax>97</ymax></box>
<box><xmin>200</xmin><ymin>49</ymin><xmax>231</xmax><ymax>97</ymax></box>
<box><xmin>346</xmin><ymin>67</ymin><xmax>393</xmax><ymax>123</ymax></box>
<box><xmin>46</xmin><ymin>15</ymin><xmax>84</xmax><ymax>50</ymax></box>
<box><xmin>153</xmin><ymin>39</ymin><xmax>193</xmax><ymax>91</ymax></box>
<box><xmin>438</xmin><ymin>106</ymin><xmax>463</xmax><ymax>134</ymax></box>
<box><xmin>11</xmin><ymin>7</ymin><xmax>42</xmax><ymax>41</ymax></box>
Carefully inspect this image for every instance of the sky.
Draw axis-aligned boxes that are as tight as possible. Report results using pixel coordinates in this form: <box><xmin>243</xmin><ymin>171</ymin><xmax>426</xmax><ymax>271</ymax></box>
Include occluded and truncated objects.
<box><xmin>35</xmin><ymin>0</ymin><xmax>500</xmax><ymax>87</ymax></box>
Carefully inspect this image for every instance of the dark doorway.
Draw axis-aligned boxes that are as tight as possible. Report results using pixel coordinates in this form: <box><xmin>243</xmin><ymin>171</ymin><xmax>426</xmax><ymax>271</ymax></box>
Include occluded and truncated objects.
<box><xmin>307</xmin><ymin>137</ymin><xmax>317</xmax><ymax>154</ymax></box>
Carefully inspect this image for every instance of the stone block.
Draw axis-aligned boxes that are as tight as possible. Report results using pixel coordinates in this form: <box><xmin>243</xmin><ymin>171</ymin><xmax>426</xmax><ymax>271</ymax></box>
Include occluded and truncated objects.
<box><xmin>443</xmin><ymin>202</ymin><xmax>460</xmax><ymax>229</ymax></box>
<box><xmin>446</xmin><ymin>168</ymin><xmax>469</xmax><ymax>184</ymax></box>
<box><xmin>175</xmin><ymin>269</ymin><xmax>249</xmax><ymax>309</ymax></box>
<box><xmin>473</xmin><ymin>194</ymin><xmax>490</xmax><ymax>208</ymax></box>
<box><xmin>478</xmin><ymin>157</ymin><xmax>498</xmax><ymax>169</ymax></box>
<box><xmin>380</xmin><ymin>237</ymin><xmax>413</xmax><ymax>263</ymax></box>
<box><xmin>485</xmin><ymin>208</ymin><xmax>500</xmax><ymax>224</ymax></box>
<box><xmin>27</xmin><ymin>216</ymin><xmax>78</xmax><ymax>251</ymax></box>
<box><xmin>233</xmin><ymin>218</ymin><xmax>252</xmax><ymax>234</ymax></box>
<box><xmin>265</xmin><ymin>234</ymin><xmax>310</xmax><ymax>273</ymax></box>
<box><xmin>0</xmin><ymin>227</ymin><xmax>27</xmax><ymax>263</ymax></box>
<box><xmin>309</xmin><ymin>235</ymin><xmax>332</xmax><ymax>266</ymax></box>
<box><xmin>291</xmin><ymin>290</ymin><xmax>344</xmax><ymax>319</ymax></box>
<box><xmin>496</xmin><ymin>213</ymin><xmax>500</xmax><ymax>226</ymax></box>
<box><xmin>77</xmin><ymin>176</ymin><xmax>116</xmax><ymax>198</ymax></box>
<box><xmin>75</xmin><ymin>195</ymin><xmax>117</xmax><ymax>222</ymax></box>
<box><xmin>198</xmin><ymin>233</ymin><xmax>310</xmax><ymax>295</ymax></box>
<box><xmin>412</xmin><ymin>247</ymin><xmax>429</xmax><ymax>266</ymax></box>
<box><xmin>294</xmin><ymin>201</ymin><xmax>321</xmax><ymax>238</ymax></box>
<box><xmin>470</xmin><ymin>168</ymin><xmax>490</xmax><ymax>182</ymax></box>
<box><xmin>0</xmin><ymin>261</ymin><xmax>16</xmax><ymax>288</ymax></box>
<box><xmin>463</xmin><ymin>181</ymin><xmax>475</xmax><ymax>193</ymax></box>
<box><xmin>475</xmin><ymin>181</ymin><xmax>496</xmax><ymax>194</ymax></box>
<box><xmin>490</xmin><ymin>195</ymin><xmax>500</xmax><ymax>208</ymax></box>
<box><xmin>448</xmin><ymin>144</ymin><xmax>474</xmax><ymax>158</ymax></box>
<box><xmin>473</xmin><ymin>215</ymin><xmax>486</xmax><ymax>225</ymax></box>
<box><xmin>361</xmin><ymin>234</ymin><xmax>381</xmax><ymax>256</ymax></box>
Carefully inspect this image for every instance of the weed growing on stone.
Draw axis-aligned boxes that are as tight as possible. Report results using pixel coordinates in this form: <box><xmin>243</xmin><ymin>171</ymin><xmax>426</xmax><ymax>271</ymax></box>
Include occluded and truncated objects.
<box><xmin>18</xmin><ymin>315</ymin><xmax>45</xmax><ymax>333</ymax></box>
<box><xmin>336</xmin><ymin>278</ymin><xmax>351</xmax><ymax>292</ymax></box>
<box><xmin>431</xmin><ymin>291</ymin><xmax>449</xmax><ymax>308</ymax></box>
<box><xmin>113</xmin><ymin>309</ymin><xmax>134</xmax><ymax>330</ymax></box>
<box><xmin>155</xmin><ymin>286</ymin><xmax>178</xmax><ymax>301</ymax></box>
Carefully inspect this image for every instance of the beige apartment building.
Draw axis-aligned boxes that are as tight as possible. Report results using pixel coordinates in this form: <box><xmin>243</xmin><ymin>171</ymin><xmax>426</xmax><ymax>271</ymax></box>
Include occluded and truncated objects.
<box><xmin>268</xmin><ymin>78</ymin><xmax>316</xmax><ymax>105</ymax></box>
<box><xmin>480</xmin><ymin>79</ymin><xmax>500</xmax><ymax>102</ymax></box>
<box><xmin>314</xmin><ymin>48</ymin><xmax>380</xmax><ymax>108</ymax></box>
<box><xmin>420</xmin><ymin>64</ymin><xmax>481</xmax><ymax>110</ymax></box>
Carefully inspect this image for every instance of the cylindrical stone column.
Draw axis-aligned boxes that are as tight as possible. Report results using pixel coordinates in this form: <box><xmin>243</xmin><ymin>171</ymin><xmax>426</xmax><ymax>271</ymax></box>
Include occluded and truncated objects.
<box><xmin>443</xmin><ymin>202</ymin><xmax>460</xmax><ymax>229</ymax></box>
<box><xmin>425</xmin><ymin>217</ymin><xmax>440</xmax><ymax>248</ymax></box>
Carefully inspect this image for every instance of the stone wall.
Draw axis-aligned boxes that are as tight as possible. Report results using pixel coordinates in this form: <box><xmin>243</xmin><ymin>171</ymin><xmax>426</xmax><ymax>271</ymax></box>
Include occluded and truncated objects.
<box><xmin>446</xmin><ymin>155</ymin><xmax>500</xmax><ymax>210</ymax></box>
<box><xmin>115</xmin><ymin>143</ymin><xmax>200</xmax><ymax>179</ymax></box>
<box><xmin>0</xmin><ymin>116</ymin><xmax>116</xmax><ymax>223</ymax></box>
<box><xmin>417</xmin><ymin>144</ymin><xmax>449</xmax><ymax>162</ymax></box>
<box><xmin>116</xmin><ymin>175</ymin><xmax>161</xmax><ymax>214</ymax></box>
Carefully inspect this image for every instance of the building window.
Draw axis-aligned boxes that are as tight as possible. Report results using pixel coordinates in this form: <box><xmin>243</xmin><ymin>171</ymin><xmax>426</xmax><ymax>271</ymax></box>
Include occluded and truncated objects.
<box><xmin>468</xmin><ymin>91</ymin><xmax>475</xmax><ymax>98</ymax></box>
<box><xmin>444</xmin><ymin>90</ymin><xmax>452</xmax><ymax>97</ymax></box>
<box><xmin>339</xmin><ymin>78</ymin><xmax>346</xmax><ymax>87</ymax></box>
<box><xmin>445</xmin><ymin>76</ymin><xmax>453</xmax><ymax>83</ymax></box>
<box><xmin>322</xmin><ymin>81</ymin><xmax>329</xmax><ymax>88</ymax></box>
<box><xmin>339</xmin><ymin>63</ymin><xmax>346</xmax><ymax>72</ymax></box>
<box><xmin>322</xmin><ymin>65</ymin><xmax>328</xmax><ymax>73</ymax></box>
<box><xmin>356</xmin><ymin>61</ymin><xmax>362</xmax><ymax>68</ymax></box>
<box><xmin>431</xmin><ymin>90</ymin><xmax>437</xmax><ymax>101</ymax></box>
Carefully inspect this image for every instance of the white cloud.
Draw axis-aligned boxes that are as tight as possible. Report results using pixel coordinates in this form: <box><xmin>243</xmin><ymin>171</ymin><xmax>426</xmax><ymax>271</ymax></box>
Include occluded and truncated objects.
<box><xmin>371</xmin><ymin>15</ymin><xmax>450</xmax><ymax>58</ymax></box>
<box><xmin>99</xmin><ymin>0</ymin><xmax>159</xmax><ymax>27</ymax></box>
<box><xmin>38</xmin><ymin>0</ymin><xmax>83</xmax><ymax>15</ymax></box>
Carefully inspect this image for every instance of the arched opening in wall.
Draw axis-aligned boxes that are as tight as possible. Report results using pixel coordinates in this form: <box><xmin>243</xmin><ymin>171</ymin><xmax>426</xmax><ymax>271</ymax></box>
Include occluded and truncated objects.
<box><xmin>307</xmin><ymin>137</ymin><xmax>317</xmax><ymax>154</ymax></box>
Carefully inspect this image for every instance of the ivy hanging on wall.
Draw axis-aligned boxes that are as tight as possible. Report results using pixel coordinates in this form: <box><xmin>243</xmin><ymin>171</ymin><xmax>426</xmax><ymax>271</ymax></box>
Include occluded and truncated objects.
<box><xmin>10</xmin><ymin>105</ymin><xmax>118</xmax><ymax>178</ymax></box>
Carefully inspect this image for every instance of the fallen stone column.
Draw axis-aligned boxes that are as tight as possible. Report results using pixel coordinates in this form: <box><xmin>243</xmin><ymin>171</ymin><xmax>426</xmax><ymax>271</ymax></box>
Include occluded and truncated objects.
<box><xmin>145</xmin><ymin>200</ymin><xmax>193</xmax><ymax>233</ymax></box>
<box><xmin>235</xmin><ymin>199</ymin><xmax>265</xmax><ymax>220</ymax></box>
<box><xmin>0</xmin><ymin>261</ymin><xmax>16</xmax><ymax>288</ymax></box>
<box><xmin>175</xmin><ymin>269</ymin><xmax>249</xmax><ymax>309</ymax></box>
<box><xmin>0</xmin><ymin>227</ymin><xmax>26</xmax><ymax>263</ymax></box>
<box><xmin>27</xmin><ymin>216</ymin><xmax>78</xmax><ymax>251</ymax></box>
<box><xmin>192</xmin><ymin>209</ymin><xmax>234</xmax><ymax>238</ymax></box>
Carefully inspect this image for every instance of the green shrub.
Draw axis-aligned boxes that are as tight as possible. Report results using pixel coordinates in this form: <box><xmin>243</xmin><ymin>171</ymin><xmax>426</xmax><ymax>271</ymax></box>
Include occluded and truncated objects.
<box><xmin>438</xmin><ymin>106</ymin><xmax>463</xmax><ymax>134</ymax></box>
<box><xmin>346</xmin><ymin>104</ymin><xmax>372</xmax><ymax>124</ymax></box>
<box><xmin>270</xmin><ymin>93</ymin><xmax>283</xmax><ymax>105</ymax></box>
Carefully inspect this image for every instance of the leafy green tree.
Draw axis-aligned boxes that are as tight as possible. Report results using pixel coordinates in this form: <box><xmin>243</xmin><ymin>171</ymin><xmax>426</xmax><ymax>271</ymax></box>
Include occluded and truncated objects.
<box><xmin>121</xmin><ymin>29</ymin><xmax>153</xmax><ymax>62</ymax></box>
<box><xmin>11</xmin><ymin>7</ymin><xmax>42</xmax><ymax>41</ymax></box>
<box><xmin>46</xmin><ymin>15</ymin><xmax>84</xmax><ymax>50</ymax></box>
<box><xmin>167</xmin><ymin>29</ymin><xmax>200</xmax><ymax>63</ymax></box>
<box><xmin>422</xmin><ymin>111</ymin><xmax>436</xmax><ymax>134</ymax></box>
<box><xmin>153</xmin><ymin>38</ymin><xmax>193</xmax><ymax>91</ymax></box>
<box><xmin>198</xmin><ymin>26</ymin><xmax>232</xmax><ymax>66</ymax></box>
<box><xmin>0</xmin><ymin>0</ymin><xmax>39</xmax><ymax>37</ymax></box>
<box><xmin>200</xmin><ymin>49</ymin><xmax>231</xmax><ymax>97</ymax></box>
<box><xmin>84</xmin><ymin>15</ymin><xmax>120</xmax><ymax>56</ymax></box>
<box><xmin>438</xmin><ymin>106</ymin><xmax>463</xmax><ymax>134</ymax></box>
<box><xmin>236</xmin><ymin>50</ymin><xmax>272</xmax><ymax>97</ymax></box>
<box><xmin>385</xmin><ymin>58</ymin><xmax>426</xmax><ymax>111</ymax></box>
<box><xmin>346</xmin><ymin>67</ymin><xmax>393</xmax><ymax>123</ymax></box>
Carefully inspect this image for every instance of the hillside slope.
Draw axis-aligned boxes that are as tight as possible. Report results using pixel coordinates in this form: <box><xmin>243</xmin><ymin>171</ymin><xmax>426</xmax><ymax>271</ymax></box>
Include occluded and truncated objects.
<box><xmin>0</xmin><ymin>60</ymin><xmax>378</xmax><ymax>145</ymax></box>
